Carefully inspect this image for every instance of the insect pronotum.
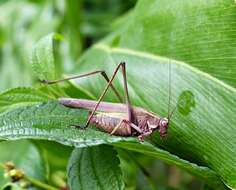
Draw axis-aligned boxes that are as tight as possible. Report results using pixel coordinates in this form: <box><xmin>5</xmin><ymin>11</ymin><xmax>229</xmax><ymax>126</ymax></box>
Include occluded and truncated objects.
<box><xmin>41</xmin><ymin>62</ymin><xmax>175</xmax><ymax>141</ymax></box>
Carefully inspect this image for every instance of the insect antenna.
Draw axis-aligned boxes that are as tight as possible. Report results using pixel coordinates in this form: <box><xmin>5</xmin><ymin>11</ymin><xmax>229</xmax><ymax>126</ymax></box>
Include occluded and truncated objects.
<box><xmin>167</xmin><ymin>59</ymin><xmax>171</xmax><ymax>121</ymax></box>
<box><xmin>167</xmin><ymin>59</ymin><xmax>177</xmax><ymax>122</ymax></box>
<box><xmin>169</xmin><ymin>106</ymin><xmax>177</xmax><ymax>120</ymax></box>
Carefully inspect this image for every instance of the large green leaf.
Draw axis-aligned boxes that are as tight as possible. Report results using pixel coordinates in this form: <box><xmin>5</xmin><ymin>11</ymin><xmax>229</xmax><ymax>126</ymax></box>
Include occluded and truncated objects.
<box><xmin>67</xmin><ymin>145</ymin><xmax>124</xmax><ymax>190</ymax></box>
<box><xmin>0</xmin><ymin>100</ymin><xmax>127</xmax><ymax>145</ymax></box>
<box><xmin>72</xmin><ymin>45</ymin><xmax>236</xmax><ymax>188</ymax></box>
<box><xmin>110</xmin><ymin>0</ymin><xmax>236</xmax><ymax>88</ymax></box>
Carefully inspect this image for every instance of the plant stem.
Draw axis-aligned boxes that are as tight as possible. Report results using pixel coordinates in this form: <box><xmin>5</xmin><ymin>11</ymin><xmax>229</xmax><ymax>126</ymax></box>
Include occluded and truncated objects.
<box><xmin>23</xmin><ymin>176</ymin><xmax>58</xmax><ymax>190</ymax></box>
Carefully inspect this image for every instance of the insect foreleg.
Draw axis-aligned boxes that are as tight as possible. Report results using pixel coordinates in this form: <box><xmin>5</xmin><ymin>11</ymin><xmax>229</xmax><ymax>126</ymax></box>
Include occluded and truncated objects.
<box><xmin>138</xmin><ymin>131</ymin><xmax>152</xmax><ymax>142</ymax></box>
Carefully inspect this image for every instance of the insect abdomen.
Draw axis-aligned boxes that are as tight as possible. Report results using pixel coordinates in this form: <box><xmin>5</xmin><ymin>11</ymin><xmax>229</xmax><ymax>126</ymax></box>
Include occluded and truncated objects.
<box><xmin>90</xmin><ymin>113</ymin><xmax>132</xmax><ymax>136</ymax></box>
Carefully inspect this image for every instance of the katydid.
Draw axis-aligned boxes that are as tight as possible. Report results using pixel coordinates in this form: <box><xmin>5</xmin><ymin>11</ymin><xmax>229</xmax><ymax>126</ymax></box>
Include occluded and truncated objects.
<box><xmin>41</xmin><ymin>62</ymin><xmax>175</xmax><ymax>141</ymax></box>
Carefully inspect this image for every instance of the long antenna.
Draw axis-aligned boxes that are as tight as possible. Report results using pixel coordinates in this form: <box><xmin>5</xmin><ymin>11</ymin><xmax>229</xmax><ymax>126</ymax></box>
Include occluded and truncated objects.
<box><xmin>167</xmin><ymin>59</ymin><xmax>171</xmax><ymax>120</ymax></box>
<box><xmin>169</xmin><ymin>106</ymin><xmax>177</xmax><ymax>120</ymax></box>
<box><xmin>167</xmin><ymin>59</ymin><xmax>177</xmax><ymax>121</ymax></box>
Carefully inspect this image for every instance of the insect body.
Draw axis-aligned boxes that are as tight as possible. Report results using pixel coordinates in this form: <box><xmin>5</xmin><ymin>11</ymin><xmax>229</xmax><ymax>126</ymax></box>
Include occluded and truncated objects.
<box><xmin>43</xmin><ymin>62</ymin><xmax>174</xmax><ymax>141</ymax></box>
<box><xmin>59</xmin><ymin>98</ymin><xmax>169</xmax><ymax>141</ymax></box>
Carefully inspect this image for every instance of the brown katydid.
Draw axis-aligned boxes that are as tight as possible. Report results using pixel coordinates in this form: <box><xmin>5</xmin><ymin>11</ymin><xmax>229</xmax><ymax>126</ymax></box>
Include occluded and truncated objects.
<box><xmin>41</xmin><ymin>62</ymin><xmax>175</xmax><ymax>141</ymax></box>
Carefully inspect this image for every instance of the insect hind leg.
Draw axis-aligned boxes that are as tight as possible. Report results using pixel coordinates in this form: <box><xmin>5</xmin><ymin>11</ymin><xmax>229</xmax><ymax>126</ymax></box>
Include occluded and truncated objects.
<box><xmin>85</xmin><ymin>62</ymin><xmax>134</xmax><ymax>128</ymax></box>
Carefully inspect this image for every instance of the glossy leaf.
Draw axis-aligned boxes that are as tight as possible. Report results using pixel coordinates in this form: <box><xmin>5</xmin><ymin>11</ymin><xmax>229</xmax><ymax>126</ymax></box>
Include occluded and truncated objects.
<box><xmin>112</xmin><ymin>0</ymin><xmax>236</xmax><ymax>88</ymax></box>
<box><xmin>72</xmin><ymin>45</ymin><xmax>236</xmax><ymax>188</ymax></box>
<box><xmin>31</xmin><ymin>33</ymin><xmax>63</xmax><ymax>81</ymax></box>
<box><xmin>0</xmin><ymin>100</ymin><xmax>127</xmax><ymax>145</ymax></box>
<box><xmin>67</xmin><ymin>145</ymin><xmax>124</xmax><ymax>190</ymax></box>
<box><xmin>0</xmin><ymin>87</ymin><xmax>53</xmax><ymax>113</ymax></box>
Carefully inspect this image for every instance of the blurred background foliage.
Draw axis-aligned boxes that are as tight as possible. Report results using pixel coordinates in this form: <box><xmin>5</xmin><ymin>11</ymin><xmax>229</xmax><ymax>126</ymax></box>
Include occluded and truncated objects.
<box><xmin>0</xmin><ymin>0</ymin><xmax>220</xmax><ymax>189</ymax></box>
<box><xmin>0</xmin><ymin>0</ymin><xmax>136</xmax><ymax>91</ymax></box>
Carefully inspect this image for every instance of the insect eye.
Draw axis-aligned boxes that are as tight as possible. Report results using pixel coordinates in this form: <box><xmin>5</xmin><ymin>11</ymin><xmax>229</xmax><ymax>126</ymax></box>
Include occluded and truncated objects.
<box><xmin>160</xmin><ymin>119</ymin><xmax>168</xmax><ymax>127</ymax></box>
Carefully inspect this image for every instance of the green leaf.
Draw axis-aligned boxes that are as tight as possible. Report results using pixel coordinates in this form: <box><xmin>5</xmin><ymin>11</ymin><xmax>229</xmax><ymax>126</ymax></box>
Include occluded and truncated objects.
<box><xmin>0</xmin><ymin>87</ymin><xmax>53</xmax><ymax>113</ymax></box>
<box><xmin>31</xmin><ymin>33</ymin><xmax>63</xmax><ymax>81</ymax></box>
<box><xmin>67</xmin><ymin>145</ymin><xmax>124</xmax><ymax>190</ymax></box>
<box><xmin>0</xmin><ymin>100</ymin><xmax>131</xmax><ymax>146</ymax></box>
<box><xmin>30</xmin><ymin>33</ymin><xmax>74</xmax><ymax>98</ymax></box>
<box><xmin>111</xmin><ymin>0</ymin><xmax>236</xmax><ymax>88</ymax></box>
<box><xmin>34</xmin><ymin>141</ymin><xmax>72</xmax><ymax>188</ymax></box>
<box><xmin>93</xmin><ymin>0</ymin><xmax>236</xmax><ymax>188</ymax></box>
<box><xmin>72</xmin><ymin>45</ymin><xmax>235</xmax><ymax>188</ymax></box>
<box><xmin>37</xmin><ymin>141</ymin><xmax>72</xmax><ymax>171</ymax></box>
<box><xmin>117</xmin><ymin>150</ymin><xmax>137</xmax><ymax>190</ymax></box>
<box><xmin>0</xmin><ymin>140</ymin><xmax>48</xmax><ymax>188</ymax></box>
